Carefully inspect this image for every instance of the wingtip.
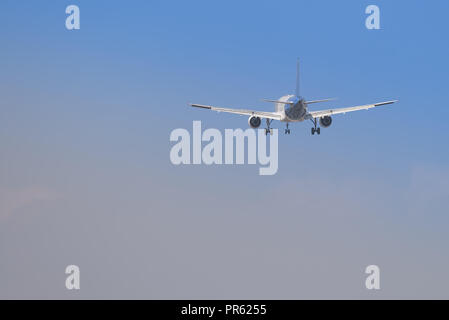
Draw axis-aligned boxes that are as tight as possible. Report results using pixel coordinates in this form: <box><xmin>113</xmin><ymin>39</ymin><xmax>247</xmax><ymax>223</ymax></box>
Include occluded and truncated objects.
<box><xmin>374</xmin><ymin>100</ymin><xmax>399</xmax><ymax>107</ymax></box>
<box><xmin>190</xmin><ymin>103</ymin><xmax>212</xmax><ymax>110</ymax></box>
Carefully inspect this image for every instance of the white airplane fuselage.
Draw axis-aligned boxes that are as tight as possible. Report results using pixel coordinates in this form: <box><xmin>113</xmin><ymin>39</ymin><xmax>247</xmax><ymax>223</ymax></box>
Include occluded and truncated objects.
<box><xmin>276</xmin><ymin>95</ymin><xmax>308</xmax><ymax>122</ymax></box>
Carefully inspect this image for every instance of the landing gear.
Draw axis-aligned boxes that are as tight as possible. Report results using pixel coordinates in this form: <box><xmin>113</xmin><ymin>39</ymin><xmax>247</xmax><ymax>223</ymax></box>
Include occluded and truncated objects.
<box><xmin>285</xmin><ymin>123</ymin><xmax>291</xmax><ymax>134</ymax></box>
<box><xmin>310</xmin><ymin>119</ymin><xmax>320</xmax><ymax>135</ymax></box>
<box><xmin>311</xmin><ymin>127</ymin><xmax>320</xmax><ymax>135</ymax></box>
<box><xmin>265</xmin><ymin>119</ymin><xmax>273</xmax><ymax>135</ymax></box>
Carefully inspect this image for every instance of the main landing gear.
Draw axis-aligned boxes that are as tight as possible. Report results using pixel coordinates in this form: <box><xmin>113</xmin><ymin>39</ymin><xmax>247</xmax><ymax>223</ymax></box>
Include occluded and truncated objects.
<box><xmin>285</xmin><ymin>122</ymin><xmax>291</xmax><ymax>135</ymax></box>
<box><xmin>265</xmin><ymin>119</ymin><xmax>273</xmax><ymax>135</ymax></box>
<box><xmin>310</xmin><ymin>118</ymin><xmax>320</xmax><ymax>135</ymax></box>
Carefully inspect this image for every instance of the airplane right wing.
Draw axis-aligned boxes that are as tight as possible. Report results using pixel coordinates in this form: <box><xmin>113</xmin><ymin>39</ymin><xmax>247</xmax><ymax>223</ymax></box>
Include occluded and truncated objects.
<box><xmin>190</xmin><ymin>103</ymin><xmax>282</xmax><ymax>120</ymax></box>
<box><xmin>306</xmin><ymin>100</ymin><xmax>398</xmax><ymax>119</ymax></box>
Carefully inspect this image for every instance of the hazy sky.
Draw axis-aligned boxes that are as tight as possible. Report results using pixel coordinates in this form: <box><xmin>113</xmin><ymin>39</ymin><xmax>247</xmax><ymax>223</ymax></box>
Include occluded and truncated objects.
<box><xmin>1</xmin><ymin>0</ymin><xmax>449</xmax><ymax>299</ymax></box>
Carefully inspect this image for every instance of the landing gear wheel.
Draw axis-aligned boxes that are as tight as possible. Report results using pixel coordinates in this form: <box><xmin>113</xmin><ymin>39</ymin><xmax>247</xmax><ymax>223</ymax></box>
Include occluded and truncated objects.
<box><xmin>285</xmin><ymin>129</ymin><xmax>291</xmax><ymax>134</ymax></box>
<box><xmin>317</xmin><ymin>128</ymin><xmax>321</xmax><ymax>135</ymax></box>
<box><xmin>311</xmin><ymin>128</ymin><xmax>315</xmax><ymax>135</ymax></box>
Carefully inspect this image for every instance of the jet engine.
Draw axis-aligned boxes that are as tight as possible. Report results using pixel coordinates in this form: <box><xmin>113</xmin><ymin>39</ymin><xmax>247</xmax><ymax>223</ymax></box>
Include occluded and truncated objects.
<box><xmin>319</xmin><ymin>116</ymin><xmax>332</xmax><ymax>128</ymax></box>
<box><xmin>248</xmin><ymin>116</ymin><xmax>262</xmax><ymax>128</ymax></box>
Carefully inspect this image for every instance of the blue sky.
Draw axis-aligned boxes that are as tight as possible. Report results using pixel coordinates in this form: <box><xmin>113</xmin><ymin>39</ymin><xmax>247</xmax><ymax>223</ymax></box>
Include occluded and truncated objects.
<box><xmin>1</xmin><ymin>1</ymin><xmax>449</xmax><ymax>298</ymax></box>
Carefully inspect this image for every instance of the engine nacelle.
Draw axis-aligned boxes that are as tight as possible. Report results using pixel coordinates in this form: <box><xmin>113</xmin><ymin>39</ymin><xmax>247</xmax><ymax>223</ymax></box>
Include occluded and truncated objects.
<box><xmin>248</xmin><ymin>116</ymin><xmax>262</xmax><ymax>128</ymax></box>
<box><xmin>319</xmin><ymin>116</ymin><xmax>332</xmax><ymax>128</ymax></box>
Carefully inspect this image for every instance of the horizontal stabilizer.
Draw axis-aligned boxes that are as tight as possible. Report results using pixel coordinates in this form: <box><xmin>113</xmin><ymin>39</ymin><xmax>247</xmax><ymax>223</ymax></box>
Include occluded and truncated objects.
<box><xmin>305</xmin><ymin>98</ymin><xmax>337</xmax><ymax>104</ymax></box>
<box><xmin>262</xmin><ymin>99</ymin><xmax>294</xmax><ymax>104</ymax></box>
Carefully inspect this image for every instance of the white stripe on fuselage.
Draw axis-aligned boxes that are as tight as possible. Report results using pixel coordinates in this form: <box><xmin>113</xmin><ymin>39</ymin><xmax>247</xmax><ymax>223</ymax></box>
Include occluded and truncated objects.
<box><xmin>276</xmin><ymin>95</ymin><xmax>307</xmax><ymax>122</ymax></box>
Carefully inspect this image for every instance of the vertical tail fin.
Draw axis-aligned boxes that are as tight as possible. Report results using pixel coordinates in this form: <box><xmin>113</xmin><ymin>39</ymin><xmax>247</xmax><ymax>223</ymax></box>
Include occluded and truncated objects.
<box><xmin>296</xmin><ymin>58</ymin><xmax>300</xmax><ymax>97</ymax></box>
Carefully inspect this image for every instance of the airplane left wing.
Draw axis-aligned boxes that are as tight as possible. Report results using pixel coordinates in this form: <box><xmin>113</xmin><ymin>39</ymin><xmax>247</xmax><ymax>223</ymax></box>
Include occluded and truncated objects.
<box><xmin>306</xmin><ymin>100</ymin><xmax>398</xmax><ymax>119</ymax></box>
<box><xmin>190</xmin><ymin>103</ymin><xmax>282</xmax><ymax>120</ymax></box>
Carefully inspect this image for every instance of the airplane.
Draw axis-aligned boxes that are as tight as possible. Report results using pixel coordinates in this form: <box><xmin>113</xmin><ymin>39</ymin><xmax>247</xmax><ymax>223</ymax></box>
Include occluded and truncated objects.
<box><xmin>190</xmin><ymin>59</ymin><xmax>398</xmax><ymax>135</ymax></box>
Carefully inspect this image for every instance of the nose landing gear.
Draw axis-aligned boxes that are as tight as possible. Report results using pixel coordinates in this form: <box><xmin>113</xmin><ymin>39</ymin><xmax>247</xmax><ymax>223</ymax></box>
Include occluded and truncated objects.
<box><xmin>285</xmin><ymin>123</ymin><xmax>291</xmax><ymax>134</ymax></box>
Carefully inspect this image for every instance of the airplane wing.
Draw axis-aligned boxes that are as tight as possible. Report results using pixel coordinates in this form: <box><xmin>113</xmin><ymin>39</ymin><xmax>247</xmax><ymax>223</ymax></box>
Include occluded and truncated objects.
<box><xmin>306</xmin><ymin>100</ymin><xmax>398</xmax><ymax>119</ymax></box>
<box><xmin>190</xmin><ymin>103</ymin><xmax>282</xmax><ymax>120</ymax></box>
